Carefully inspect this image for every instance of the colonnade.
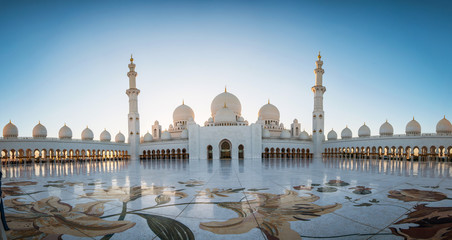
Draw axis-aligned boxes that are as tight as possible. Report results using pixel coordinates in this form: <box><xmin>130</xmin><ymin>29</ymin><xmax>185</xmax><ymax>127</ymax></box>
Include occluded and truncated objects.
<box><xmin>1</xmin><ymin>148</ymin><xmax>129</xmax><ymax>164</ymax></box>
<box><xmin>262</xmin><ymin>147</ymin><xmax>313</xmax><ymax>159</ymax></box>
<box><xmin>323</xmin><ymin>145</ymin><xmax>452</xmax><ymax>162</ymax></box>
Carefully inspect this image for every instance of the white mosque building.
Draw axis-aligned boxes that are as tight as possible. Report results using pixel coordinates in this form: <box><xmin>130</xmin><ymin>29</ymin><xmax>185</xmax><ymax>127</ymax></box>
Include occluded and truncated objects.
<box><xmin>1</xmin><ymin>54</ymin><xmax>452</xmax><ymax>162</ymax></box>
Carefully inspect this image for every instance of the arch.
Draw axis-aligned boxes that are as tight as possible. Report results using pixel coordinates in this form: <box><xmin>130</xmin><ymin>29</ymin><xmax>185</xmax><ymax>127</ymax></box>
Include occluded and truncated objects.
<box><xmin>219</xmin><ymin>139</ymin><xmax>232</xmax><ymax>160</ymax></box>
<box><xmin>238</xmin><ymin>144</ymin><xmax>244</xmax><ymax>159</ymax></box>
<box><xmin>207</xmin><ymin>145</ymin><xmax>213</xmax><ymax>160</ymax></box>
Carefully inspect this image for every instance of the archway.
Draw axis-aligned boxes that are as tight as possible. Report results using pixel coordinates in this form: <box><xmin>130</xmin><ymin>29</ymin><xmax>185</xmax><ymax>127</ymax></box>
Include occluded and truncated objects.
<box><xmin>238</xmin><ymin>145</ymin><xmax>244</xmax><ymax>159</ymax></box>
<box><xmin>207</xmin><ymin>145</ymin><xmax>213</xmax><ymax>160</ymax></box>
<box><xmin>219</xmin><ymin>139</ymin><xmax>232</xmax><ymax>159</ymax></box>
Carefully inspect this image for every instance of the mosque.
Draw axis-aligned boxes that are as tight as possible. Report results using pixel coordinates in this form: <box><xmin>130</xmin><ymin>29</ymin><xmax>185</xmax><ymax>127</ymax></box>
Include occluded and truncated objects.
<box><xmin>1</xmin><ymin>54</ymin><xmax>452</xmax><ymax>162</ymax></box>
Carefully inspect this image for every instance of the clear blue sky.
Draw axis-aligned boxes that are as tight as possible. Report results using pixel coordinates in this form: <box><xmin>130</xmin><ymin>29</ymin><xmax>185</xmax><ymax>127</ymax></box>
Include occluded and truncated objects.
<box><xmin>1</xmin><ymin>0</ymin><xmax>451</xmax><ymax>139</ymax></box>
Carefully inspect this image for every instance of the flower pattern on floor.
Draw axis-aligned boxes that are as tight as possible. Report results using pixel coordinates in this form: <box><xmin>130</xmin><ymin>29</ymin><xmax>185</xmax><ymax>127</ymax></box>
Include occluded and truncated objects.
<box><xmin>390</xmin><ymin>204</ymin><xmax>452</xmax><ymax>240</ymax></box>
<box><xmin>388</xmin><ymin>189</ymin><xmax>448</xmax><ymax>202</ymax></box>
<box><xmin>5</xmin><ymin>196</ymin><xmax>135</xmax><ymax>239</ymax></box>
<box><xmin>199</xmin><ymin>190</ymin><xmax>342</xmax><ymax>240</ymax></box>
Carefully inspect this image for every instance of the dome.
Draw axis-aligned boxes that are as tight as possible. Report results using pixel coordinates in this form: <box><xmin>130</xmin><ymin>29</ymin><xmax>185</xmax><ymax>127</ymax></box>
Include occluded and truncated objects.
<box><xmin>173</xmin><ymin>103</ymin><xmax>195</xmax><ymax>123</ymax></box>
<box><xmin>58</xmin><ymin>124</ymin><xmax>72</xmax><ymax>139</ymax></box>
<box><xmin>214</xmin><ymin>106</ymin><xmax>236</xmax><ymax>124</ymax></box>
<box><xmin>280</xmin><ymin>130</ymin><xmax>291</xmax><ymax>139</ymax></box>
<box><xmin>161</xmin><ymin>131</ymin><xmax>171</xmax><ymax>140</ymax></box>
<box><xmin>262</xmin><ymin>128</ymin><xmax>271</xmax><ymax>138</ymax></box>
<box><xmin>341</xmin><ymin>126</ymin><xmax>352</xmax><ymax>139</ymax></box>
<box><xmin>358</xmin><ymin>123</ymin><xmax>371</xmax><ymax>137</ymax></box>
<box><xmin>379</xmin><ymin>120</ymin><xmax>394</xmax><ymax>136</ymax></box>
<box><xmin>115</xmin><ymin>132</ymin><xmax>125</xmax><ymax>143</ymax></box>
<box><xmin>237</xmin><ymin>116</ymin><xmax>244</xmax><ymax>122</ymax></box>
<box><xmin>436</xmin><ymin>116</ymin><xmax>452</xmax><ymax>134</ymax></box>
<box><xmin>208</xmin><ymin>117</ymin><xmax>213</xmax><ymax>123</ymax></box>
<box><xmin>3</xmin><ymin>121</ymin><xmax>18</xmax><ymax>138</ymax></box>
<box><xmin>180</xmin><ymin>129</ymin><xmax>188</xmax><ymax>139</ymax></box>
<box><xmin>100</xmin><ymin>129</ymin><xmax>111</xmax><ymax>142</ymax></box>
<box><xmin>299</xmin><ymin>130</ymin><xmax>310</xmax><ymax>140</ymax></box>
<box><xmin>154</xmin><ymin>120</ymin><xmax>159</xmax><ymax>125</ymax></box>
<box><xmin>327</xmin><ymin>129</ymin><xmax>337</xmax><ymax>140</ymax></box>
<box><xmin>32</xmin><ymin>122</ymin><xmax>47</xmax><ymax>139</ymax></box>
<box><xmin>406</xmin><ymin>118</ymin><xmax>421</xmax><ymax>135</ymax></box>
<box><xmin>211</xmin><ymin>90</ymin><xmax>241</xmax><ymax>117</ymax></box>
<box><xmin>143</xmin><ymin>132</ymin><xmax>153</xmax><ymax>142</ymax></box>
<box><xmin>81</xmin><ymin>127</ymin><xmax>94</xmax><ymax>141</ymax></box>
<box><xmin>293</xmin><ymin>119</ymin><xmax>298</xmax><ymax>123</ymax></box>
<box><xmin>258</xmin><ymin>103</ymin><xmax>280</xmax><ymax>121</ymax></box>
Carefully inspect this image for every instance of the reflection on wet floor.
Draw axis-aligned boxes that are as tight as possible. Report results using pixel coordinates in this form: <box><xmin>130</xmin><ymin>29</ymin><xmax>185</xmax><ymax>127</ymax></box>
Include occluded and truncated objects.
<box><xmin>2</xmin><ymin>158</ymin><xmax>452</xmax><ymax>239</ymax></box>
<box><xmin>2</xmin><ymin>158</ymin><xmax>451</xmax><ymax>179</ymax></box>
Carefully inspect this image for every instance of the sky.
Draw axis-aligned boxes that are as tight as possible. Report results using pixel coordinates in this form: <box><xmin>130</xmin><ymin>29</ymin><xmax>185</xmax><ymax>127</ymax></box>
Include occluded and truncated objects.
<box><xmin>0</xmin><ymin>0</ymin><xmax>451</xmax><ymax>139</ymax></box>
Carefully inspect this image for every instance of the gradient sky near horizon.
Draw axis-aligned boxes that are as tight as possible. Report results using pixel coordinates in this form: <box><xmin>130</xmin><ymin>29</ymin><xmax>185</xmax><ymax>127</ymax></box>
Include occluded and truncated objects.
<box><xmin>1</xmin><ymin>0</ymin><xmax>451</xmax><ymax>139</ymax></box>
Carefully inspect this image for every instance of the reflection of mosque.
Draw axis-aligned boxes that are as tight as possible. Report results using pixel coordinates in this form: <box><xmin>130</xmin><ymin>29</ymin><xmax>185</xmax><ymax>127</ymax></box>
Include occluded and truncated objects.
<box><xmin>2</xmin><ymin>160</ymin><xmax>128</xmax><ymax>179</ymax></box>
<box><xmin>1</xmin><ymin>54</ymin><xmax>452</xmax><ymax>162</ymax></box>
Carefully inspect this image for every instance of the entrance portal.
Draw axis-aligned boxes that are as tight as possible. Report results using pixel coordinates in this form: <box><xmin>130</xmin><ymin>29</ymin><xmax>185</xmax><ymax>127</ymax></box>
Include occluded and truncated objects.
<box><xmin>219</xmin><ymin>140</ymin><xmax>231</xmax><ymax>159</ymax></box>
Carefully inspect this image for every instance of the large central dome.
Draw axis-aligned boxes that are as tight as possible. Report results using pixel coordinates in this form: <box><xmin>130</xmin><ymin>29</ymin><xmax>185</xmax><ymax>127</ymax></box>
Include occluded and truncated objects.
<box><xmin>210</xmin><ymin>90</ymin><xmax>241</xmax><ymax>117</ymax></box>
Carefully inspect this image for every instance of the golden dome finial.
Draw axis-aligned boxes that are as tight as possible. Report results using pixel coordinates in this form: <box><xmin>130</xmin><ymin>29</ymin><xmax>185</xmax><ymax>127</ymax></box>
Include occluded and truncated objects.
<box><xmin>318</xmin><ymin>51</ymin><xmax>321</xmax><ymax>60</ymax></box>
<box><xmin>182</xmin><ymin>99</ymin><xmax>184</xmax><ymax>105</ymax></box>
<box><xmin>130</xmin><ymin>54</ymin><xmax>134</xmax><ymax>62</ymax></box>
<box><xmin>444</xmin><ymin>115</ymin><xmax>446</xmax><ymax>119</ymax></box>
<box><xmin>268</xmin><ymin>99</ymin><xmax>270</xmax><ymax>104</ymax></box>
<box><xmin>224</xmin><ymin>102</ymin><xmax>227</xmax><ymax>108</ymax></box>
<box><xmin>225</xmin><ymin>86</ymin><xmax>227</xmax><ymax>92</ymax></box>
<box><xmin>413</xmin><ymin>116</ymin><xmax>415</xmax><ymax>120</ymax></box>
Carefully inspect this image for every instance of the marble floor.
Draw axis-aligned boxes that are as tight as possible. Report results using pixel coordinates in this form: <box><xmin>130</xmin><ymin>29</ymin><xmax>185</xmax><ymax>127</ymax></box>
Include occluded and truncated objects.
<box><xmin>1</xmin><ymin>158</ymin><xmax>452</xmax><ymax>240</ymax></box>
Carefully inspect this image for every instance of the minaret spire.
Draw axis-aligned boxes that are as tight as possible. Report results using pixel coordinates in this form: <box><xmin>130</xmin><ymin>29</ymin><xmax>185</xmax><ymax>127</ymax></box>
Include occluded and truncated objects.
<box><xmin>126</xmin><ymin>55</ymin><xmax>141</xmax><ymax>160</ymax></box>
<box><xmin>312</xmin><ymin>52</ymin><xmax>326</xmax><ymax>158</ymax></box>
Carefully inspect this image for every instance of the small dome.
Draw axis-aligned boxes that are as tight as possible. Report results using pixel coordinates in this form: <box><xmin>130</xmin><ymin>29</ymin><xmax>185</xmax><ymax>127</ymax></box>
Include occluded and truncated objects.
<box><xmin>143</xmin><ymin>132</ymin><xmax>153</xmax><ymax>142</ymax></box>
<box><xmin>279</xmin><ymin>123</ymin><xmax>284</xmax><ymax>128</ymax></box>
<box><xmin>211</xmin><ymin>90</ymin><xmax>242</xmax><ymax>117</ymax></box>
<box><xmin>341</xmin><ymin>126</ymin><xmax>352</xmax><ymax>139</ymax></box>
<box><xmin>214</xmin><ymin>106</ymin><xmax>236</xmax><ymax>124</ymax></box>
<box><xmin>262</xmin><ymin>128</ymin><xmax>271</xmax><ymax>138</ymax></box>
<box><xmin>358</xmin><ymin>123</ymin><xmax>371</xmax><ymax>137</ymax></box>
<box><xmin>3</xmin><ymin>121</ymin><xmax>18</xmax><ymax>138</ymax></box>
<box><xmin>169</xmin><ymin>124</ymin><xmax>173</xmax><ymax>129</ymax></box>
<box><xmin>58</xmin><ymin>124</ymin><xmax>72</xmax><ymax>139</ymax></box>
<box><xmin>406</xmin><ymin>118</ymin><xmax>421</xmax><ymax>135</ymax></box>
<box><xmin>100</xmin><ymin>129</ymin><xmax>111</xmax><ymax>142</ymax></box>
<box><xmin>379</xmin><ymin>120</ymin><xmax>394</xmax><ymax>136</ymax></box>
<box><xmin>81</xmin><ymin>127</ymin><xmax>94</xmax><ymax>141</ymax></box>
<box><xmin>115</xmin><ymin>132</ymin><xmax>125</xmax><ymax>143</ymax></box>
<box><xmin>436</xmin><ymin>116</ymin><xmax>452</xmax><ymax>134</ymax></box>
<box><xmin>32</xmin><ymin>122</ymin><xmax>47</xmax><ymax>139</ymax></box>
<box><xmin>208</xmin><ymin>117</ymin><xmax>214</xmax><ymax>123</ymax></box>
<box><xmin>327</xmin><ymin>129</ymin><xmax>337</xmax><ymax>140</ymax></box>
<box><xmin>154</xmin><ymin>120</ymin><xmax>159</xmax><ymax>125</ymax></box>
<box><xmin>280</xmin><ymin>130</ymin><xmax>291</xmax><ymax>139</ymax></box>
<box><xmin>299</xmin><ymin>130</ymin><xmax>310</xmax><ymax>140</ymax></box>
<box><xmin>180</xmin><ymin>129</ymin><xmax>188</xmax><ymax>139</ymax></box>
<box><xmin>293</xmin><ymin>119</ymin><xmax>298</xmax><ymax>123</ymax></box>
<box><xmin>237</xmin><ymin>116</ymin><xmax>244</xmax><ymax>122</ymax></box>
<box><xmin>161</xmin><ymin>131</ymin><xmax>171</xmax><ymax>140</ymax></box>
<box><xmin>258</xmin><ymin>103</ymin><xmax>280</xmax><ymax>121</ymax></box>
<box><xmin>173</xmin><ymin>103</ymin><xmax>195</xmax><ymax>123</ymax></box>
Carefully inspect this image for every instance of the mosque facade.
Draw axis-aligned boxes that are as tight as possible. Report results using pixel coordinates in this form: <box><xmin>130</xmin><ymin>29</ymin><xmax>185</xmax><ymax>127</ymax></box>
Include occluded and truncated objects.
<box><xmin>1</xmin><ymin>54</ymin><xmax>452</xmax><ymax>161</ymax></box>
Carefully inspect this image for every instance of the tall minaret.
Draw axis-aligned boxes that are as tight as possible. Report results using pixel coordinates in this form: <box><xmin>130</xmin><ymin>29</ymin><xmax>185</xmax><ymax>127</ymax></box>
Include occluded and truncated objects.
<box><xmin>312</xmin><ymin>52</ymin><xmax>326</xmax><ymax>158</ymax></box>
<box><xmin>126</xmin><ymin>55</ymin><xmax>140</xmax><ymax>160</ymax></box>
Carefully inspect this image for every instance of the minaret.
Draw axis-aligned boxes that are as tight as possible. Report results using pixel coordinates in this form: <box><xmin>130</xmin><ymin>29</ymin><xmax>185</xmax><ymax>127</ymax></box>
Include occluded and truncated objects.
<box><xmin>312</xmin><ymin>52</ymin><xmax>326</xmax><ymax>158</ymax></box>
<box><xmin>126</xmin><ymin>55</ymin><xmax>140</xmax><ymax>160</ymax></box>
